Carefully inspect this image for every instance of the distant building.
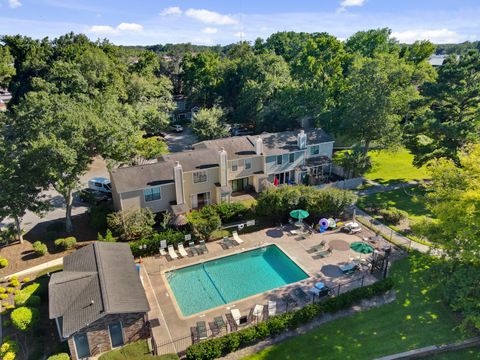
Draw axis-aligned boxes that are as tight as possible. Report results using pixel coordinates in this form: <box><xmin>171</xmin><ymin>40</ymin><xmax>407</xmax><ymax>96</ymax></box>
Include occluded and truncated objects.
<box><xmin>49</xmin><ymin>242</ymin><xmax>150</xmax><ymax>360</ymax></box>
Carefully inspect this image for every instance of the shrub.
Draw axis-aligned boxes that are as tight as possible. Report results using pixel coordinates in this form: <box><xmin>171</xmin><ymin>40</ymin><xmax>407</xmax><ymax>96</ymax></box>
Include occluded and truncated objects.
<box><xmin>129</xmin><ymin>230</ymin><xmax>185</xmax><ymax>257</ymax></box>
<box><xmin>97</xmin><ymin>229</ymin><xmax>117</xmax><ymax>242</ymax></box>
<box><xmin>215</xmin><ymin>202</ymin><xmax>249</xmax><ymax>223</ymax></box>
<box><xmin>187</xmin><ymin>205</ymin><xmax>221</xmax><ymax>240</ymax></box>
<box><xmin>14</xmin><ymin>283</ymin><xmax>40</xmax><ymax>307</ymax></box>
<box><xmin>0</xmin><ymin>338</ymin><xmax>19</xmax><ymax>356</ymax></box>
<box><xmin>107</xmin><ymin>208</ymin><xmax>155</xmax><ymax>241</ymax></box>
<box><xmin>22</xmin><ymin>277</ymin><xmax>30</xmax><ymax>283</ymax></box>
<box><xmin>32</xmin><ymin>241</ymin><xmax>48</xmax><ymax>256</ymax></box>
<box><xmin>378</xmin><ymin>207</ymin><xmax>408</xmax><ymax>225</ymax></box>
<box><xmin>0</xmin><ymin>257</ymin><xmax>8</xmax><ymax>268</ymax></box>
<box><xmin>54</xmin><ymin>237</ymin><xmax>77</xmax><ymax>250</ymax></box>
<box><xmin>7</xmin><ymin>288</ymin><xmax>14</xmax><ymax>294</ymax></box>
<box><xmin>47</xmin><ymin>353</ymin><xmax>70</xmax><ymax>360</ymax></box>
<box><xmin>11</xmin><ymin>306</ymin><xmax>40</xmax><ymax>331</ymax></box>
<box><xmin>0</xmin><ymin>294</ymin><xmax>7</xmax><ymax>299</ymax></box>
<box><xmin>185</xmin><ymin>278</ymin><xmax>394</xmax><ymax>360</ymax></box>
<box><xmin>0</xmin><ymin>287</ymin><xmax>5</xmax><ymax>293</ymax></box>
<box><xmin>9</xmin><ymin>278</ymin><xmax>20</xmax><ymax>288</ymax></box>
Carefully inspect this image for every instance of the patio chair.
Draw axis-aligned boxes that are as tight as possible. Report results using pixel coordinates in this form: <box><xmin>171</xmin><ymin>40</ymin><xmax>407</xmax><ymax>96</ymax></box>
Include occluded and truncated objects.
<box><xmin>230</xmin><ymin>308</ymin><xmax>241</xmax><ymax>325</ymax></box>
<box><xmin>188</xmin><ymin>241</ymin><xmax>198</xmax><ymax>256</ymax></box>
<box><xmin>196</xmin><ymin>321</ymin><xmax>208</xmax><ymax>340</ymax></box>
<box><xmin>315</xmin><ymin>247</ymin><xmax>332</xmax><ymax>258</ymax></box>
<box><xmin>159</xmin><ymin>240</ymin><xmax>167</xmax><ymax>256</ymax></box>
<box><xmin>177</xmin><ymin>243</ymin><xmax>188</xmax><ymax>257</ymax></box>
<box><xmin>311</xmin><ymin>240</ymin><xmax>327</xmax><ymax>252</ymax></box>
<box><xmin>167</xmin><ymin>245</ymin><xmax>178</xmax><ymax>260</ymax></box>
<box><xmin>268</xmin><ymin>300</ymin><xmax>277</xmax><ymax>317</ymax></box>
<box><xmin>214</xmin><ymin>316</ymin><xmax>226</xmax><ymax>333</ymax></box>
<box><xmin>199</xmin><ymin>240</ymin><xmax>208</xmax><ymax>253</ymax></box>
<box><xmin>222</xmin><ymin>236</ymin><xmax>235</xmax><ymax>249</ymax></box>
<box><xmin>232</xmin><ymin>231</ymin><xmax>244</xmax><ymax>245</ymax></box>
<box><xmin>292</xmin><ymin>287</ymin><xmax>310</xmax><ymax>303</ymax></box>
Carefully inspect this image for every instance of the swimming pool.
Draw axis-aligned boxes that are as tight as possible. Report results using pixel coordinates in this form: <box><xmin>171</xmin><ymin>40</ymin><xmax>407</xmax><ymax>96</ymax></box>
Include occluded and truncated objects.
<box><xmin>166</xmin><ymin>245</ymin><xmax>308</xmax><ymax>316</ymax></box>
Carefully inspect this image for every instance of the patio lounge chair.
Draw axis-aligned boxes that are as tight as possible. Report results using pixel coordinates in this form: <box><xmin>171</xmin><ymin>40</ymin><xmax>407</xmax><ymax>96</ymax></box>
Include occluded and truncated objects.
<box><xmin>214</xmin><ymin>316</ymin><xmax>226</xmax><ymax>332</ymax></box>
<box><xmin>230</xmin><ymin>309</ymin><xmax>241</xmax><ymax>325</ymax></box>
<box><xmin>311</xmin><ymin>240</ymin><xmax>327</xmax><ymax>252</ymax></box>
<box><xmin>232</xmin><ymin>231</ymin><xmax>244</xmax><ymax>245</ymax></box>
<box><xmin>222</xmin><ymin>236</ymin><xmax>235</xmax><ymax>249</ymax></box>
<box><xmin>159</xmin><ymin>240</ymin><xmax>167</xmax><ymax>256</ymax></box>
<box><xmin>177</xmin><ymin>243</ymin><xmax>188</xmax><ymax>257</ymax></box>
<box><xmin>315</xmin><ymin>247</ymin><xmax>332</xmax><ymax>258</ymax></box>
<box><xmin>292</xmin><ymin>287</ymin><xmax>310</xmax><ymax>303</ymax></box>
<box><xmin>199</xmin><ymin>240</ymin><xmax>208</xmax><ymax>253</ymax></box>
<box><xmin>196</xmin><ymin>321</ymin><xmax>208</xmax><ymax>340</ymax></box>
<box><xmin>188</xmin><ymin>241</ymin><xmax>198</xmax><ymax>256</ymax></box>
<box><xmin>268</xmin><ymin>300</ymin><xmax>276</xmax><ymax>317</ymax></box>
<box><xmin>167</xmin><ymin>245</ymin><xmax>178</xmax><ymax>260</ymax></box>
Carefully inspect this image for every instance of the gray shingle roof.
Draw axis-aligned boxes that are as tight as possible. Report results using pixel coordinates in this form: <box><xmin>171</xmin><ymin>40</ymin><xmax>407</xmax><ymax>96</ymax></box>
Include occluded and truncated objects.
<box><xmin>162</xmin><ymin>148</ymin><xmax>220</xmax><ymax>171</ymax></box>
<box><xmin>193</xmin><ymin>137</ymin><xmax>257</xmax><ymax>160</ymax></box>
<box><xmin>49</xmin><ymin>242</ymin><xmax>149</xmax><ymax>337</ymax></box>
<box><xmin>110</xmin><ymin>161</ymin><xmax>175</xmax><ymax>193</ymax></box>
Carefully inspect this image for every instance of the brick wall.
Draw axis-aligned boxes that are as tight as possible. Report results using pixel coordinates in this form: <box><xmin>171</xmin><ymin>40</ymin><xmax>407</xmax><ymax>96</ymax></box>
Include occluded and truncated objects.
<box><xmin>67</xmin><ymin>312</ymin><xmax>149</xmax><ymax>360</ymax></box>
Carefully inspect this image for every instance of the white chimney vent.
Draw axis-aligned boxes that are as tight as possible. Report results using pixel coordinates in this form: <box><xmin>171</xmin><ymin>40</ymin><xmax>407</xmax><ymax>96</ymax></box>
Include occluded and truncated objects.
<box><xmin>297</xmin><ymin>130</ymin><xmax>307</xmax><ymax>150</ymax></box>
<box><xmin>255</xmin><ymin>136</ymin><xmax>263</xmax><ymax>155</ymax></box>
<box><xmin>219</xmin><ymin>147</ymin><xmax>228</xmax><ymax>186</ymax></box>
<box><xmin>173</xmin><ymin>161</ymin><xmax>185</xmax><ymax>205</ymax></box>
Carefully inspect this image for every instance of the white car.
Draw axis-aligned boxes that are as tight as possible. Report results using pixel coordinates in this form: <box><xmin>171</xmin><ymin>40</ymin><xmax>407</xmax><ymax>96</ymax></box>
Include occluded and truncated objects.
<box><xmin>88</xmin><ymin>177</ymin><xmax>112</xmax><ymax>194</ymax></box>
<box><xmin>171</xmin><ymin>124</ymin><xmax>183</xmax><ymax>133</ymax></box>
<box><xmin>342</xmin><ymin>222</ymin><xmax>362</xmax><ymax>234</ymax></box>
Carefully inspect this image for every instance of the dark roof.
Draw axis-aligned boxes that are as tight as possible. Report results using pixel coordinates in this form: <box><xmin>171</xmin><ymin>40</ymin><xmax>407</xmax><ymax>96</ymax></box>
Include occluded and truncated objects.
<box><xmin>110</xmin><ymin>161</ymin><xmax>175</xmax><ymax>193</ymax></box>
<box><xmin>162</xmin><ymin>148</ymin><xmax>219</xmax><ymax>171</ymax></box>
<box><xmin>49</xmin><ymin>242</ymin><xmax>149</xmax><ymax>337</ymax></box>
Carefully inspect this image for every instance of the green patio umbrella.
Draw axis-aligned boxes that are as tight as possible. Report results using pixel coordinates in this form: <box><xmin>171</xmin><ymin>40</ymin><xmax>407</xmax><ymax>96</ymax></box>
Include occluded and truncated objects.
<box><xmin>350</xmin><ymin>241</ymin><xmax>374</xmax><ymax>254</ymax></box>
<box><xmin>289</xmin><ymin>209</ymin><xmax>309</xmax><ymax>220</ymax></box>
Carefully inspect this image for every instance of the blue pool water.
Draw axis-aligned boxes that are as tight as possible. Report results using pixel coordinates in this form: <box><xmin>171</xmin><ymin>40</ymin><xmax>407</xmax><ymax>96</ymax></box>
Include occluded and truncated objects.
<box><xmin>166</xmin><ymin>245</ymin><xmax>308</xmax><ymax>316</ymax></box>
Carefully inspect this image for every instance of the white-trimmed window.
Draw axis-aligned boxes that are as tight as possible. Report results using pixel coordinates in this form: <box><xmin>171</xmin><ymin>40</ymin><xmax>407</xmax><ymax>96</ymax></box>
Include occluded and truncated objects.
<box><xmin>144</xmin><ymin>187</ymin><xmax>161</xmax><ymax>202</ymax></box>
<box><xmin>310</xmin><ymin>145</ymin><xmax>320</xmax><ymax>156</ymax></box>
<box><xmin>276</xmin><ymin>155</ymin><xmax>283</xmax><ymax>165</ymax></box>
<box><xmin>289</xmin><ymin>153</ymin><xmax>295</xmax><ymax>163</ymax></box>
<box><xmin>74</xmin><ymin>333</ymin><xmax>90</xmax><ymax>359</ymax></box>
<box><xmin>108</xmin><ymin>322</ymin><xmax>124</xmax><ymax>348</ymax></box>
<box><xmin>245</xmin><ymin>158</ymin><xmax>252</xmax><ymax>170</ymax></box>
<box><xmin>231</xmin><ymin>161</ymin><xmax>238</xmax><ymax>172</ymax></box>
<box><xmin>193</xmin><ymin>170</ymin><xmax>207</xmax><ymax>183</ymax></box>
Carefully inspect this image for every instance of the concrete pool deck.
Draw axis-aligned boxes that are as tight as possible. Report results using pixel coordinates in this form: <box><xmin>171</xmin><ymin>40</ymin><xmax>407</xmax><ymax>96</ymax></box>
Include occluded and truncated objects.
<box><xmin>141</xmin><ymin>225</ymin><xmax>396</xmax><ymax>355</ymax></box>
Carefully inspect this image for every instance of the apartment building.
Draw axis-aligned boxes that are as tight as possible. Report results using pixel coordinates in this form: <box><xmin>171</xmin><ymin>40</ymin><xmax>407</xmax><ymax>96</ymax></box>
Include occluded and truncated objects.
<box><xmin>110</xmin><ymin>128</ymin><xmax>334</xmax><ymax>216</ymax></box>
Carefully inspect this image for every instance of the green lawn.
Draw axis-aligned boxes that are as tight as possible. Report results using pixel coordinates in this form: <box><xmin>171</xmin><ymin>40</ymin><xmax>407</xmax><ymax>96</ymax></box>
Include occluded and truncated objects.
<box><xmin>98</xmin><ymin>340</ymin><xmax>178</xmax><ymax>360</ymax></box>
<box><xmin>424</xmin><ymin>348</ymin><xmax>480</xmax><ymax>359</ymax></box>
<box><xmin>245</xmin><ymin>254</ymin><xmax>465</xmax><ymax>360</ymax></box>
<box><xmin>365</xmin><ymin>149</ymin><xmax>430</xmax><ymax>184</ymax></box>
<box><xmin>357</xmin><ymin>186</ymin><xmax>431</xmax><ymax>221</ymax></box>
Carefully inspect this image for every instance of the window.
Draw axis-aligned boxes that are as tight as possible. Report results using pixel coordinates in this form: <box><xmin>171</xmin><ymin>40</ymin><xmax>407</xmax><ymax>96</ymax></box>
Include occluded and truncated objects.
<box><xmin>245</xmin><ymin>158</ymin><xmax>252</xmax><ymax>170</ymax></box>
<box><xmin>193</xmin><ymin>170</ymin><xmax>207</xmax><ymax>183</ymax></box>
<box><xmin>144</xmin><ymin>187</ymin><xmax>161</xmax><ymax>202</ymax></box>
<box><xmin>276</xmin><ymin>155</ymin><xmax>283</xmax><ymax>165</ymax></box>
<box><xmin>108</xmin><ymin>322</ymin><xmax>124</xmax><ymax>348</ymax></box>
<box><xmin>289</xmin><ymin>153</ymin><xmax>295</xmax><ymax>163</ymax></box>
<box><xmin>74</xmin><ymin>333</ymin><xmax>90</xmax><ymax>359</ymax></box>
<box><xmin>310</xmin><ymin>145</ymin><xmax>320</xmax><ymax>156</ymax></box>
<box><xmin>231</xmin><ymin>161</ymin><xmax>238</xmax><ymax>172</ymax></box>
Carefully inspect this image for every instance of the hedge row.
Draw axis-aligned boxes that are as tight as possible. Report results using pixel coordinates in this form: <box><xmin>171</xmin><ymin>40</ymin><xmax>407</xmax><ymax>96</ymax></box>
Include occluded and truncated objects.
<box><xmin>186</xmin><ymin>277</ymin><xmax>394</xmax><ymax>360</ymax></box>
<box><xmin>129</xmin><ymin>230</ymin><xmax>185</xmax><ymax>257</ymax></box>
<box><xmin>14</xmin><ymin>283</ymin><xmax>40</xmax><ymax>307</ymax></box>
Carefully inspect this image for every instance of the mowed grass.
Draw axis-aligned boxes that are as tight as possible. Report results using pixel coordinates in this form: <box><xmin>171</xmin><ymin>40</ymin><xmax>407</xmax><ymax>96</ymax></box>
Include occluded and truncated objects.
<box><xmin>365</xmin><ymin>149</ymin><xmax>430</xmax><ymax>184</ymax></box>
<box><xmin>245</xmin><ymin>254</ymin><xmax>464</xmax><ymax>360</ymax></box>
<box><xmin>357</xmin><ymin>186</ymin><xmax>431</xmax><ymax>221</ymax></box>
<box><xmin>98</xmin><ymin>340</ymin><xmax>177</xmax><ymax>360</ymax></box>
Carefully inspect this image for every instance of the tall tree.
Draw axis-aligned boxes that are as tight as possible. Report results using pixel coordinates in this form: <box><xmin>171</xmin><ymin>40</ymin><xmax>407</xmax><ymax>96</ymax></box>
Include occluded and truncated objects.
<box><xmin>0</xmin><ymin>45</ymin><xmax>15</xmax><ymax>88</ymax></box>
<box><xmin>345</xmin><ymin>28</ymin><xmax>400</xmax><ymax>58</ymax></box>
<box><xmin>191</xmin><ymin>106</ymin><xmax>229</xmax><ymax>141</ymax></box>
<box><xmin>338</xmin><ymin>53</ymin><xmax>419</xmax><ymax>153</ymax></box>
<box><xmin>405</xmin><ymin>51</ymin><xmax>480</xmax><ymax>166</ymax></box>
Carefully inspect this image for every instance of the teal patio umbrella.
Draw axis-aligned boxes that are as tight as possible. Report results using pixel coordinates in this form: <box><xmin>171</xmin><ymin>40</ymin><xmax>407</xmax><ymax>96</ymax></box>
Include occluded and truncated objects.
<box><xmin>289</xmin><ymin>209</ymin><xmax>309</xmax><ymax>220</ymax></box>
<box><xmin>350</xmin><ymin>242</ymin><xmax>374</xmax><ymax>254</ymax></box>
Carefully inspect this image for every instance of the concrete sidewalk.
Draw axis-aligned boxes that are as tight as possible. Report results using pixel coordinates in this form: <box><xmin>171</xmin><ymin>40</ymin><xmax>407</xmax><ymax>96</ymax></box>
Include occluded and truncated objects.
<box><xmin>4</xmin><ymin>257</ymin><xmax>63</xmax><ymax>279</ymax></box>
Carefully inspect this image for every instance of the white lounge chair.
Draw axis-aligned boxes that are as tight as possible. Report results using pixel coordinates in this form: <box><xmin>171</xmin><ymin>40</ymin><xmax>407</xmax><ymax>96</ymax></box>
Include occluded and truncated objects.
<box><xmin>177</xmin><ymin>243</ymin><xmax>188</xmax><ymax>257</ymax></box>
<box><xmin>159</xmin><ymin>240</ymin><xmax>167</xmax><ymax>256</ymax></box>
<box><xmin>268</xmin><ymin>301</ymin><xmax>276</xmax><ymax>317</ymax></box>
<box><xmin>232</xmin><ymin>231</ymin><xmax>244</xmax><ymax>245</ymax></box>
<box><xmin>231</xmin><ymin>309</ymin><xmax>241</xmax><ymax>325</ymax></box>
<box><xmin>167</xmin><ymin>245</ymin><xmax>178</xmax><ymax>260</ymax></box>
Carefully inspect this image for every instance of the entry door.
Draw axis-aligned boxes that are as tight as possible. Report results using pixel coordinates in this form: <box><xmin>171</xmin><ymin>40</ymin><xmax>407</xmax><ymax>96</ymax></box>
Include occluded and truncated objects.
<box><xmin>108</xmin><ymin>322</ymin><xmax>124</xmax><ymax>348</ymax></box>
<box><xmin>74</xmin><ymin>333</ymin><xmax>91</xmax><ymax>359</ymax></box>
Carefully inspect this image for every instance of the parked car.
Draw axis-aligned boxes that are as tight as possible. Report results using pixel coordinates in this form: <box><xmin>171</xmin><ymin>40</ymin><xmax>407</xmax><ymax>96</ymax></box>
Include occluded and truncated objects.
<box><xmin>79</xmin><ymin>188</ymin><xmax>109</xmax><ymax>205</ymax></box>
<box><xmin>342</xmin><ymin>222</ymin><xmax>362</xmax><ymax>234</ymax></box>
<box><xmin>170</xmin><ymin>124</ymin><xmax>183</xmax><ymax>133</ymax></box>
<box><xmin>232</xmin><ymin>128</ymin><xmax>254</xmax><ymax>136</ymax></box>
<box><xmin>88</xmin><ymin>177</ymin><xmax>112</xmax><ymax>195</ymax></box>
<box><xmin>142</xmin><ymin>131</ymin><xmax>167</xmax><ymax>139</ymax></box>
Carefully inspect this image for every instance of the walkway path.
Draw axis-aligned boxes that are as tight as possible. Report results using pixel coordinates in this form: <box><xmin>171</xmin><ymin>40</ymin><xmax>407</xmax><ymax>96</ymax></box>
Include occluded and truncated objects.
<box><xmin>4</xmin><ymin>257</ymin><xmax>63</xmax><ymax>279</ymax></box>
<box><xmin>354</xmin><ymin>207</ymin><xmax>431</xmax><ymax>254</ymax></box>
<box><xmin>356</xmin><ymin>180</ymin><xmax>426</xmax><ymax>196</ymax></box>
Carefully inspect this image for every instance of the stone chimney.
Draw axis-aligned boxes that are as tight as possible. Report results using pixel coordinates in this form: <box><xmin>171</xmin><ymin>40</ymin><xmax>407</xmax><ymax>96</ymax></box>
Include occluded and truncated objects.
<box><xmin>255</xmin><ymin>136</ymin><xmax>263</xmax><ymax>155</ymax></box>
<box><xmin>297</xmin><ymin>130</ymin><xmax>307</xmax><ymax>150</ymax></box>
<box><xmin>219</xmin><ymin>147</ymin><xmax>228</xmax><ymax>187</ymax></box>
<box><xmin>173</xmin><ymin>161</ymin><xmax>185</xmax><ymax>205</ymax></box>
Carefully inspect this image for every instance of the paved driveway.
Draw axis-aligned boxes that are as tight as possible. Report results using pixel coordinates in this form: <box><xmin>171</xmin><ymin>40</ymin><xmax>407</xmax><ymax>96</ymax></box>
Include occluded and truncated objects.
<box><xmin>165</xmin><ymin>127</ymin><xmax>197</xmax><ymax>153</ymax></box>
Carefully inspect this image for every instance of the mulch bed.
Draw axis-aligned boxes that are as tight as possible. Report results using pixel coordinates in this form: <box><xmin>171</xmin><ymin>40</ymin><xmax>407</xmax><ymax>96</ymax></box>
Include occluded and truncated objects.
<box><xmin>0</xmin><ymin>213</ymin><xmax>97</xmax><ymax>277</ymax></box>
